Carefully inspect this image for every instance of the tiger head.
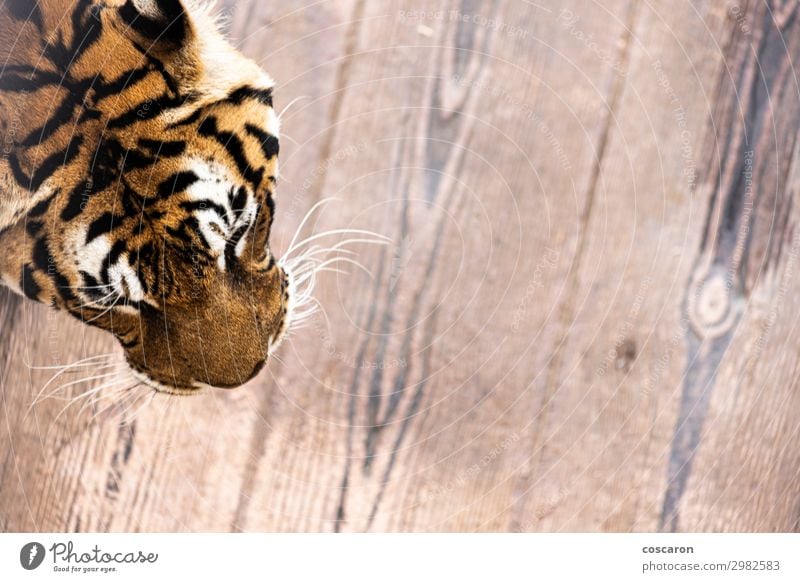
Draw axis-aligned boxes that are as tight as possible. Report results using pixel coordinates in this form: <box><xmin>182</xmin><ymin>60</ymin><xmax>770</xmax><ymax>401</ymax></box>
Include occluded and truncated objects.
<box><xmin>0</xmin><ymin>0</ymin><xmax>293</xmax><ymax>393</ymax></box>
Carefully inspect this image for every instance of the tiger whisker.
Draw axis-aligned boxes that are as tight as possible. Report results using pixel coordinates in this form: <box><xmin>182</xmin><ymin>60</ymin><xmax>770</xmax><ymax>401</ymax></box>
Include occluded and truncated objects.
<box><xmin>283</xmin><ymin>197</ymin><xmax>341</xmax><ymax>257</ymax></box>
<box><xmin>277</xmin><ymin>203</ymin><xmax>392</xmax><ymax>355</ymax></box>
<box><xmin>88</xmin><ymin>390</ymin><xmax>134</xmax><ymax>422</ymax></box>
<box><xmin>269</xmin><ymin>352</ymin><xmax>287</xmax><ymax>367</ymax></box>
<box><xmin>52</xmin><ymin>377</ymin><xmax>132</xmax><ymax>425</ymax></box>
<box><xmin>290</xmin><ymin>257</ymin><xmax>371</xmax><ymax>287</ymax></box>
<box><xmin>77</xmin><ymin>371</ymin><xmax>140</xmax><ymax>412</ymax></box>
<box><xmin>83</xmin><ymin>293</ymin><xmax>123</xmax><ymax>324</ymax></box>
<box><xmin>285</xmin><ymin>244</ymin><xmax>363</xmax><ymax>269</ymax></box>
<box><xmin>109</xmin><ymin>384</ymin><xmax>148</xmax><ymax>421</ymax></box>
<box><xmin>76</xmin><ymin>288</ymin><xmax>119</xmax><ymax>309</ymax></box>
<box><xmin>313</xmin><ymin>256</ymin><xmax>374</xmax><ymax>280</ymax></box>
<box><xmin>277</xmin><ymin>95</ymin><xmax>310</xmax><ymax>120</ymax></box>
<box><xmin>289</xmin><ymin>294</ymin><xmax>329</xmax><ymax>326</ymax></box>
<box><xmin>276</xmin><ymin>132</ymin><xmax>298</xmax><ymax>148</ymax></box>
<box><xmin>26</xmin><ymin>353</ymin><xmax>116</xmax><ymax>371</ymax></box>
<box><xmin>124</xmin><ymin>388</ymin><xmax>157</xmax><ymax>423</ymax></box>
<box><xmin>314</xmin><ymin>267</ymin><xmax>349</xmax><ymax>276</ymax></box>
<box><xmin>75</xmin><ymin>282</ymin><xmax>115</xmax><ymax>291</ymax></box>
<box><xmin>292</xmin><ymin>267</ymin><xmax>319</xmax><ymax>285</ymax></box>
<box><xmin>61</xmin><ymin>375</ymin><xmax>129</xmax><ymax>406</ymax></box>
<box><xmin>90</xmin><ymin>383</ymin><xmax>146</xmax><ymax>423</ymax></box>
<box><xmin>25</xmin><ymin>356</ymin><xmax>120</xmax><ymax>418</ymax></box>
<box><xmin>28</xmin><ymin>369</ymin><xmax>127</xmax><ymax>406</ymax></box>
<box><xmin>284</xmin><ymin>229</ymin><xmax>390</xmax><ymax>259</ymax></box>
<box><xmin>77</xmin><ymin>379</ymin><xmax>137</xmax><ymax>417</ymax></box>
<box><xmin>30</xmin><ymin>366</ymin><xmax>126</xmax><ymax>410</ymax></box>
<box><xmin>282</xmin><ymin>238</ymin><xmax>385</xmax><ymax>280</ymax></box>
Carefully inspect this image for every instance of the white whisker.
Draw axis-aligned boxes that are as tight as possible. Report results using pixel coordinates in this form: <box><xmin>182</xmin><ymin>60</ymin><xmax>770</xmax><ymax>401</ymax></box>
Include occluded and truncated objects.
<box><xmin>283</xmin><ymin>197</ymin><xmax>341</xmax><ymax>257</ymax></box>
<box><xmin>76</xmin><ymin>379</ymin><xmax>135</xmax><ymax>416</ymax></box>
<box><xmin>30</xmin><ymin>367</ymin><xmax>125</xmax><ymax>410</ymax></box>
<box><xmin>314</xmin><ymin>256</ymin><xmax>375</xmax><ymax>280</ymax></box>
<box><xmin>275</xmin><ymin>200</ymin><xmax>393</xmax><ymax>357</ymax></box>
<box><xmin>52</xmin><ymin>377</ymin><xmax>132</xmax><ymax>425</ymax></box>
<box><xmin>284</xmin><ymin>229</ymin><xmax>390</xmax><ymax>259</ymax></box>
<box><xmin>91</xmin><ymin>383</ymin><xmax>146</xmax><ymax>423</ymax></box>
<box><xmin>125</xmin><ymin>389</ymin><xmax>157</xmax><ymax>422</ymax></box>
<box><xmin>82</xmin><ymin>293</ymin><xmax>123</xmax><ymax>323</ymax></box>
<box><xmin>26</xmin><ymin>353</ymin><xmax>116</xmax><ymax>371</ymax></box>
<box><xmin>277</xmin><ymin>95</ymin><xmax>310</xmax><ymax>120</ymax></box>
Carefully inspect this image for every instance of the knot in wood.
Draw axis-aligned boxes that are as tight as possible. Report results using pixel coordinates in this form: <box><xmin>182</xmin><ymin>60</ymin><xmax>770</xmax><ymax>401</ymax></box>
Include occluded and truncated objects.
<box><xmin>688</xmin><ymin>271</ymin><xmax>739</xmax><ymax>339</ymax></box>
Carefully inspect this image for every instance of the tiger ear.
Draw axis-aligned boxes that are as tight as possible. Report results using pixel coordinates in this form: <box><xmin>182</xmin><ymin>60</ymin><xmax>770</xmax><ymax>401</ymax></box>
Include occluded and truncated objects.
<box><xmin>117</xmin><ymin>0</ymin><xmax>192</xmax><ymax>50</ymax></box>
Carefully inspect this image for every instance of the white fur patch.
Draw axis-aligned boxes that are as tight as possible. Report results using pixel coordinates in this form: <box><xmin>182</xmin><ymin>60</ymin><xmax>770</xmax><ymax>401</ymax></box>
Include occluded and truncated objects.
<box><xmin>186</xmin><ymin>157</ymin><xmax>258</xmax><ymax>271</ymax></box>
<box><xmin>266</xmin><ymin>108</ymin><xmax>280</xmax><ymax>139</ymax></box>
<box><xmin>72</xmin><ymin>226</ymin><xmax>112</xmax><ymax>280</ymax></box>
<box><xmin>71</xmin><ymin>227</ymin><xmax>148</xmax><ymax>307</ymax></box>
<box><xmin>108</xmin><ymin>261</ymin><xmax>145</xmax><ymax>303</ymax></box>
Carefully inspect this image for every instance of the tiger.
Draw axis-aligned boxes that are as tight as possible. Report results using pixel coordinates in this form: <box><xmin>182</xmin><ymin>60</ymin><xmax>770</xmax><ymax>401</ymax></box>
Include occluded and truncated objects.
<box><xmin>0</xmin><ymin>0</ymin><xmax>293</xmax><ymax>394</ymax></box>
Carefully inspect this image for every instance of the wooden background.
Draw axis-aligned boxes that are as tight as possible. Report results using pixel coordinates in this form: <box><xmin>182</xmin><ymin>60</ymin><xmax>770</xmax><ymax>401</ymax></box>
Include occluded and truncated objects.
<box><xmin>3</xmin><ymin>0</ymin><xmax>800</xmax><ymax>532</ymax></box>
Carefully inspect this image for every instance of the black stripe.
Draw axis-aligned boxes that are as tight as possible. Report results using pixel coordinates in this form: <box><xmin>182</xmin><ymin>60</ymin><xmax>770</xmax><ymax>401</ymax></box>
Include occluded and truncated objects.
<box><xmin>138</xmin><ymin>139</ymin><xmax>186</xmax><ymax>157</ymax></box>
<box><xmin>245</xmin><ymin>123</ymin><xmax>280</xmax><ymax>160</ymax></box>
<box><xmin>230</xmin><ymin>186</ymin><xmax>248</xmax><ymax>215</ymax></box>
<box><xmin>167</xmin><ymin>107</ymin><xmax>205</xmax><ymax>128</ymax></box>
<box><xmin>78</xmin><ymin>272</ymin><xmax>102</xmax><ymax>301</ymax></box>
<box><xmin>25</xmin><ymin>220</ymin><xmax>44</xmax><ymax>237</ymax></box>
<box><xmin>157</xmin><ymin>171</ymin><xmax>199</xmax><ymax>198</ymax></box>
<box><xmin>21</xmin><ymin>78</ymin><xmax>95</xmax><ymax>147</ymax></box>
<box><xmin>106</xmin><ymin>93</ymin><xmax>184</xmax><ymax>129</ymax></box>
<box><xmin>166</xmin><ymin>86</ymin><xmax>273</xmax><ymax>129</ymax></box>
<box><xmin>86</xmin><ymin>212</ymin><xmax>118</xmax><ymax>244</ymax></box>
<box><xmin>198</xmin><ymin>117</ymin><xmax>264</xmax><ymax>190</ymax></box>
<box><xmin>263</xmin><ymin>194</ymin><xmax>276</xmax><ymax>235</ymax></box>
<box><xmin>11</xmin><ymin>135</ymin><xmax>84</xmax><ymax>192</ymax></box>
<box><xmin>20</xmin><ymin>264</ymin><xmax>41</xmax><ymax>301</ymax></box>
<box><xmin>100</xmin><ymin>240</ymin><xmax>127</xmax><ymax>285</ymax></box>
<box><xmin>129</xmin><ymin>39</ymin><xmax>183</xmax><ymax>96</ymax></box>
<box><xmin>60</xmin><ymin>179</ymin><xmax>93</xmax><ymax>221</ymax></box>
<box><xmin>226</xmin><ymin>86</ymin><xmax>274</xmax><ymax>108</ymax></box>
<box><xmin>135</xmin><ymin>242</ymin><xmax>156</xmax><ymax>295</ymax></box>
<box><xmin>108</xmin><ymin>240</ymin><xmax>127</xmax><ymax>265</ymax></box>
<box><xmin>92</xmin><ymin>65</ymin><xmax>154</xmax><ymax>104</ymax></box>
<box><xmin>118</xmin><ymin>0</ymin><xmax>188</xmax><ymax>47</ymax></box>
<box><xmin>180</xmin><ymin>199</ymin><xmax>229</xmax><ymax>222</ymax></box>
<box><xmin>31</xmin><ymin>237</ymin><xmax>51</xmax><ymax>272</ymax></box>
<box><xmin>28</xmin><ymin>192</ymin><xmax>56</xmax><ymax>218</ymax></box>
<box><xmin>52</xmin><ymin>269</ymin><xmax>76</xmax><ymax>303</ymax></box>
<box><xmin>0</xmin><ymin>69</ymin><xmax>62</xmax><ymax>93</ymax></box>
<box><xmin>42</xmin><ymin>0</ymin><xmax>102</xmax><ymax>74</ymax></box>
<box><xmin>225</xmin><ymin>223</ymin><xmax>251</xmax><ymax>266</ymax></box>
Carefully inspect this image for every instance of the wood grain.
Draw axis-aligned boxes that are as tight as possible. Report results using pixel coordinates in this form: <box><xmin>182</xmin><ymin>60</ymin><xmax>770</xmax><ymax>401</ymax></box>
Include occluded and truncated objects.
<box><xmin>2</xmin><ymin>0</ymin><xmax>800</xmax><ymax>532</ymax></box>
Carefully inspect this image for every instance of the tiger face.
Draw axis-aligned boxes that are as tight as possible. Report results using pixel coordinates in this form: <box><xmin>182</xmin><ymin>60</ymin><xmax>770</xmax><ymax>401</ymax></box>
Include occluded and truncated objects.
<box><xmin>0</xmin><ymin>0</ymin><xmax>292</xmax><ymax>392</ymax></box>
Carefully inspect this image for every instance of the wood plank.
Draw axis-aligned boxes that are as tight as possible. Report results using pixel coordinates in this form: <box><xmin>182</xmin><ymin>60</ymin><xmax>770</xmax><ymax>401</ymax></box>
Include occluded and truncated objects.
<box><xmin>2</xmin><ymin>0</ymin><xmax>800</xmax><ymax>533</ymax></box>
<box><xmin>237</xmin><ymin>0</ymin><xmax>645</xmax><ymax>532</ymax></box>
<box><xmin>669</xmin><ymin>0</ymin><xmax>800</xmax><ymax>532</ymax></box>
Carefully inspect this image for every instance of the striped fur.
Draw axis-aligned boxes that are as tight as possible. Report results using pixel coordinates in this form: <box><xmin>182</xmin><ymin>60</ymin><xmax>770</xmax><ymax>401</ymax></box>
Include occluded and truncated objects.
<box><xmin>0</xmin><ymin>0</ymin><xmax>287</xmax><ymax>391</ymax></box>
